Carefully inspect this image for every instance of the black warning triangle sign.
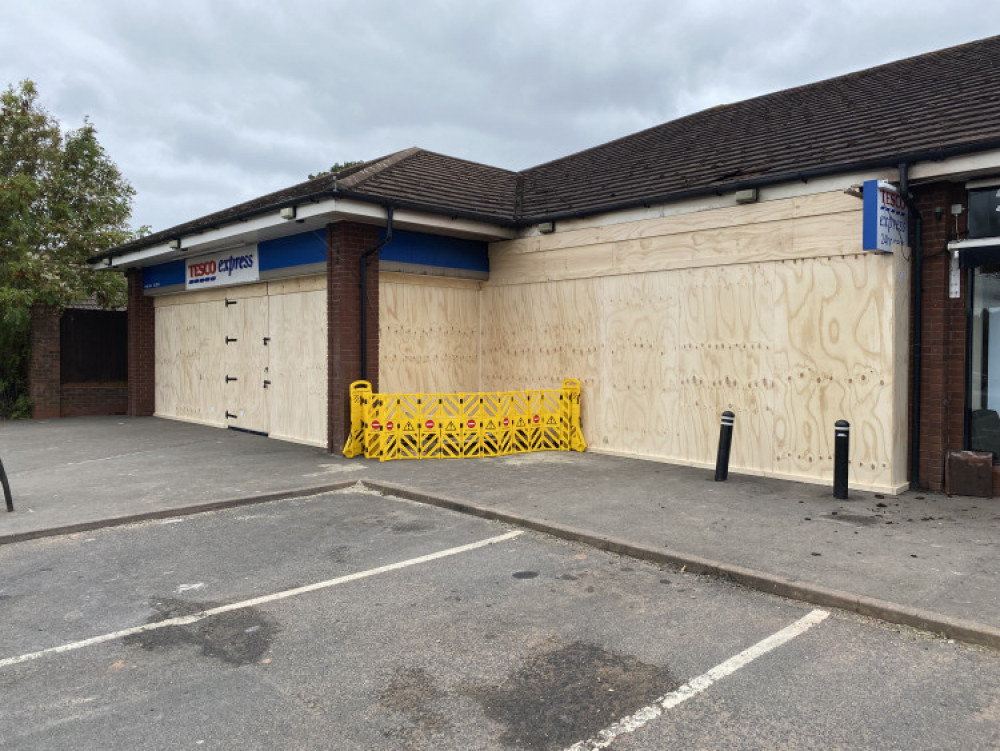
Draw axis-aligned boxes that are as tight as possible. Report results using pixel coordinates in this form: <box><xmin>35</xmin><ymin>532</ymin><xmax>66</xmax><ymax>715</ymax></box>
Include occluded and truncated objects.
<box><xmin>446</xmin><ymin>420</ymin><xmax>458</xmax><ymax>432</ymax></box>
<box><xmin>485</xmin><ymin>418</ymin><xmax>497</xmax><ymax>430</ymax></box>
<box><xmin>546</xmin><ymin>416</ymin><xmax>557</xmax><ymax>425</ymax></box>
<box><xmin>404</xmin><ymin>421</ymin><xmax>416</xmax><ymax>432</ymax></box>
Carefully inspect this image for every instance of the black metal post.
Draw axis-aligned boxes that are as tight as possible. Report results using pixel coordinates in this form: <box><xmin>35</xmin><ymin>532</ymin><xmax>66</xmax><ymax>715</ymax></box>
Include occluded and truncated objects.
<box><xmin>834</xmin><ymin>420</ymin><xmax>850</xmax><ymax>499</ymax></box>
<box><xmin>1</xmin><ymin>458</ymin><xmax>12</xmax><ymax>512</ymax></box>
<box><xmin>715</xmin><ymin>410</ymin><xmax>735</xmax><ymax>481</ymax></box>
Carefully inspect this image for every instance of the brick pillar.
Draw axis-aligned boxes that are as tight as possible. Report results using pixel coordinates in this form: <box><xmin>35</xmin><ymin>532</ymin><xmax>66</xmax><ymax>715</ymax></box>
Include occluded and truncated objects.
<box><xmin>127</xmin><ymin>269</ymin><xmax>155</xmax><ymax>416</ymax></box>
<box><xmin>29</xmin><ymin>303</ymin><xmax>61</xmax><ymax>418</ymax></box>
<box><xmin>911</xmin><ymin>183</ymin><xmax>969</xmax><ymax>489</ymax></box>
<box><xmin>327</xmin><ymin>221</ymin><xmax>379</xmax><ymax>453</ymax></box>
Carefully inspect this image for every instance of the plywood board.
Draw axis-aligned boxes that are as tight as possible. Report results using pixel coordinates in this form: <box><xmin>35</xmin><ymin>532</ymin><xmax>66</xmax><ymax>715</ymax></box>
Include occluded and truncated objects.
<box><xmin>477</xmin><ymin>192</ymin><xmax>907</xmax><ymax>491</ymax></box>
<box><xmin>379</xmin><ymin>275</ymin><xmax>481</xmax><ymax>394</ymax></box>
<box><xmin>154</xmin><ymin>298</ymin><xmax>226</xmax><ymax>426</ymax></box>
<box><xmin>224</xmin><ymin>295</ymin><xmax>269</xmax><ymax>433</ymax></box>
<box><xmin>268</xmin><ymin>289</ymin><xmax>327</xmax><ymax>446</ymax></box>
<box><xmin>493</xmin><ymin>190</ymin><xmax>860</xmax><ymax>256</ymax></box>
<box><xmin>489</xmin><ymin>210</ymin><xmax>861</xmax><ymax>286</ymax></box>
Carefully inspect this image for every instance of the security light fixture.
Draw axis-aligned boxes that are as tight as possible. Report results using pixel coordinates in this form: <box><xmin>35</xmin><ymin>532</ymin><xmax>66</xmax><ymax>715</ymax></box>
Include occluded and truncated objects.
<box><xmin>168</xmin><ymin>238</ymin><xmax>182</xmax><ymax>250</ymax></box>
<box><xmin>734</xmin><ymin>188</ymin><xmax>758</xmax><ymax>204</ymax></box>
<box><xmin>280</xmin><ymin>206</ymin><xmax>297</xmax><ymax>220</ymax></box>
<box><xmin>538</xmin><ymin>221</ymin><xmax>555</xmax><ymax>234</ymax></box>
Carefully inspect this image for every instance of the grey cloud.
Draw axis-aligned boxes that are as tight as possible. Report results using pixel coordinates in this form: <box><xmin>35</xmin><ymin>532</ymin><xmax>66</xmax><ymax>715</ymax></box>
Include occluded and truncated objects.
<box><xmin>1</xmin><ymin>0</ymin><xmax>996</xmax><ymax>232</ymax></box>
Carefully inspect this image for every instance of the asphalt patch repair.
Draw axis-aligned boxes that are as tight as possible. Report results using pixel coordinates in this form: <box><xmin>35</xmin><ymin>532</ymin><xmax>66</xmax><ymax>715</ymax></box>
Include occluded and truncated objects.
<box><xmin>465</xmin><ymin>641</ymin><xmax>678</xmax><ymax>751</ymax></box>
<box><xmin>123</xmin><ymin>597</ymin><xmax>281</xmax><ymax>666</ymax></box>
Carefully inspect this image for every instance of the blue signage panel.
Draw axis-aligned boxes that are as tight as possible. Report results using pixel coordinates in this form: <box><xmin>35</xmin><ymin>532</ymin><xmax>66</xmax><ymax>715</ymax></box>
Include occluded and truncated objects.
<box><xmin>862</xmin><ymin>179</ymin><xmax>908</xmax><ymax>253</ymax></box>
<box><xmin>379</xmin><ymin>229</ymin><xmax>489</xmax><ymax>272</ymax></box>
<box><xmin>142</xmin><ymin>260</ymin><xmax>185</xmax><ymax>290</ymax></box>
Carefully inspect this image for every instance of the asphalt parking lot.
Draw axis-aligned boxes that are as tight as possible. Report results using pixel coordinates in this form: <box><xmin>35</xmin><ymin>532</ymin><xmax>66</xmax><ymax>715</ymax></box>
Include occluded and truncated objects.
<box><xmin>2</xmin><ymin>486</ymin><xmax>998</xmax><ymax>750</ymax></box>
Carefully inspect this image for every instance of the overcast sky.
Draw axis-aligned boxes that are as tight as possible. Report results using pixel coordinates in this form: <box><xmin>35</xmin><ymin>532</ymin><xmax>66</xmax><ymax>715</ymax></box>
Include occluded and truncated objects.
<box><xmin>2</xmin><ymin>0</ymin><xmax>998</xmax><ymax>234</ymax></box>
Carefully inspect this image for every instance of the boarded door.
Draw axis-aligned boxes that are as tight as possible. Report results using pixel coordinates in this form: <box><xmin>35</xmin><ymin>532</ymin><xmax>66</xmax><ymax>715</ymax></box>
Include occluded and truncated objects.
<box><xmin>224</xmin><ymin>294</ymin><xmax>270</xmax><ymax>434</ymax></box>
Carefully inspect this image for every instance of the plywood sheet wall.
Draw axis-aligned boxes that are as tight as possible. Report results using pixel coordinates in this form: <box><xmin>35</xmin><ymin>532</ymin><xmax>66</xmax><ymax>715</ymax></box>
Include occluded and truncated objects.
<box><xmin>154</xmin><ymin>299</ymin><xmax>226</xmax><ymax>426</ymax></box>
<box><xmin>481</xmin><ymin>191</ymin><xmax>909</xmax><ymax>492</ymax></box>
<box><xmin>379</xmin><ymin>272</ymin><xmax>482</xmax><ymax>394</ymax></box>
<box><xmin>268</xmin><ymin>287</ymin><xmax>327</xmax><ymax>446</ymax></box>
<box><xmin>154</xmin><ymin>276</ymin><xmax>328</xmax><ymax>447</ymax></box>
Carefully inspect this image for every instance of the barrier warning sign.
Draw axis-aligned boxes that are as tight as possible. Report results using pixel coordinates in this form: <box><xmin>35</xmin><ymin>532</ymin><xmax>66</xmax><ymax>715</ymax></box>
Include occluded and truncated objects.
<box><xmin>343</xmin><ymin>380</ymin><xmax>586</xmax><ymax>462</ymax></box>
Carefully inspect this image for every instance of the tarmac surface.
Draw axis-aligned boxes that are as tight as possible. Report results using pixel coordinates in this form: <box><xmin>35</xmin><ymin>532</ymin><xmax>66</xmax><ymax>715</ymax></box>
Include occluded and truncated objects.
<box><xmin>2</xmin><ymin>415</ymin><xmax>999</xmax><ymax>650</ymax></box>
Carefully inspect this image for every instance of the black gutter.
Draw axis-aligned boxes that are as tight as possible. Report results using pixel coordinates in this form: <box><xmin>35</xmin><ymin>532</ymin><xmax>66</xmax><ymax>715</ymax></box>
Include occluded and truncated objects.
<box><xmin>90</xmin><ymin>138</ymin><xmax>1000</xmax><ymax>266</ymax></box>
<box><xmin>87</xmin><ymin>187</ymin><xmax>514</xmax><ymax>265</ymax></box>
<box><xmin>898</xmin><ymin>163</ymin><xmax>924</xmax><ymax>488</ymax></box>
<box><xmin>516</xmin><ymin>139</ymin><xmax>1000</xmax><ymax>226</ymax></box>
<box><xmin>360</xmin><ymin>206</ymin><xmax>394</xmax><ymax>381</ymax></box>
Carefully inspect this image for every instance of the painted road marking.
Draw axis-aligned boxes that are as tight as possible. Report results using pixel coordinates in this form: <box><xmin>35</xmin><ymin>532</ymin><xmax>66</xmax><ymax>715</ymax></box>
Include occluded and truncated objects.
<box><xmin>567</xmin><ymin>609</ymin><xmax>830</xmax><ymax>750</ymax></box>
<box><xmin>0</xmin><ymin>530</ymin><xmax>522</xmax><ymax>670</ymax></box>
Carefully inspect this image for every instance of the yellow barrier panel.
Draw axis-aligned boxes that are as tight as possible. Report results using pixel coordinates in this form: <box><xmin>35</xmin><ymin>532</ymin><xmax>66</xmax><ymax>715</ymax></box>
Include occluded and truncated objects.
<box><xmin>343</xmin><ymin>379</ymin><xmax>587</xmax><ymax>461</ymax></box>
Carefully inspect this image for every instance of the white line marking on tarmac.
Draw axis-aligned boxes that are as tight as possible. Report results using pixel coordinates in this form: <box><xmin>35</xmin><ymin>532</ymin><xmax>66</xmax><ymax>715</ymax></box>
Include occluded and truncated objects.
<box><xmin>566</xmin><ymin>609</ymin><xmax>830</xmax><ymax>750</ymax></box>
<box><xmin>0</xmin><ymin>530</ymin><xmax>522</xmax><ymax>670</ymax></box>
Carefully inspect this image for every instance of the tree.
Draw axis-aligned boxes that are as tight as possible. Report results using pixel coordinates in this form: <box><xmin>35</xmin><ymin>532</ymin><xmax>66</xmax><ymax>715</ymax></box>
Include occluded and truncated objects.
<box><xmin>0</xmin><ymin>79</ymin><xmax>141</xmax><ymax>417</ymax></box>
<box><xmin>308</xmin><ymin>160</ymin><xmax>363</xmax><ymax>180</ymax></box>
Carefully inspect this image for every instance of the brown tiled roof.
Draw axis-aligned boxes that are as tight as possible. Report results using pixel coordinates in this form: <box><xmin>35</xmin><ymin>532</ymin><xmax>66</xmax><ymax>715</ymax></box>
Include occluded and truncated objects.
<box><xmin>519</xmin><ymin>35</ymin><xmax>1000</xmax><ymax>219</ymax></box>
<box><xmin>96</xmin><ymin>149</ymin><xmax>519</xmax><ymax>259</ymax></box>
<box><xmin>94</xmin><ymin>35</ymin><xmax>1000</xmax><ymax>261</ymax></box>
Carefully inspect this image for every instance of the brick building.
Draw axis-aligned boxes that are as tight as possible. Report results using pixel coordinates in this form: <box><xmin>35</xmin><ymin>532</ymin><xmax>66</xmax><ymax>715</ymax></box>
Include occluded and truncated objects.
<box><xmin>91</xmin><ymin>36</ymin><xmax>1000</xmax><ymax>494</ymax></box>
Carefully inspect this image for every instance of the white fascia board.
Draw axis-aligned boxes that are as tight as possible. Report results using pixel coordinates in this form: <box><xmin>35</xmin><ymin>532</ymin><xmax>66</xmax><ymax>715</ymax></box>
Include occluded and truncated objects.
<box><xmin>909</xmin><ymin>149</ymin><xmax>1000</xmax><ymax>182</ymax></box>
<box><xmin>107</xmin><ymin>198</ymin><xmax>514</xmax><ymax>269</ymax></box>
<box><xmin>948</xmin><ymin>237</ymin><xmax>1000</xmax><ymax>250</ymax></box>
<box><xmin>528</xmin><ymin>167</ymin><xmax>896</xmax><ymax>237</ymax></box>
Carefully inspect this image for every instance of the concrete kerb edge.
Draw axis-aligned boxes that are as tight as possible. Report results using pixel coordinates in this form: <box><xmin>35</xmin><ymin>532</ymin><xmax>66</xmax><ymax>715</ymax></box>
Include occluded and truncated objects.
<box><xmin>361</xmin><ymin>479</ymin><xmax>1000</xmax><ymax>652</ymax></box>
<box><xmin>0</xmin><ymin>481</ymin><xmax>358</xmax><ymax>546</ymax></box>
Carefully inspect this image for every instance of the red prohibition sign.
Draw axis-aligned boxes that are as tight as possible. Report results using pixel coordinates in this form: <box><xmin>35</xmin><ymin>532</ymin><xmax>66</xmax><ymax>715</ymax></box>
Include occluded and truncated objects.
<box><xmin>371</xmin><ymin>420</ymin><xmax>381</xmax><ymax>431</ymax></box>
<box><xmin>503</xmin><ymin>417</ymin><xmax>510</xmax><ymax>427</ymax></box>
<box><xmin>467</xmin><ymin>419</ymin><xmax>476</xmax><ymax>429</ymax></box>
<box><xmin>425</xmin><ymin>419</ymin><xmax>435</xmax><ymax>430</ymax></box>
<box><xmin>386</xmin><ymin>421</ymin><xmax>394</xmax><ymax>431</ymax></box>
<box><xmin>532</xmin><ymin>414</ymin><xmax>540</xmax><ymax>424</ymax></box>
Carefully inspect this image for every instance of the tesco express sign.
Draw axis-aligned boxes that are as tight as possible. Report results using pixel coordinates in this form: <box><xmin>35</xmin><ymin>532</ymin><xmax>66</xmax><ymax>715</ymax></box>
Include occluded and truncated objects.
<box><xmin>186</xmin><ymin>247</ymin><xmax>259</xmax><ymax>290</ymax></box>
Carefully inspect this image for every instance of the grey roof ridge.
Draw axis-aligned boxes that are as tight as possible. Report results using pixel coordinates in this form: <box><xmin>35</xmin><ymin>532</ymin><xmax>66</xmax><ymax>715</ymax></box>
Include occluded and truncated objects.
<box><xmin>336</xmin><ymin>147</ymin><xmax>425</xmax><ymax>189</ymax></box>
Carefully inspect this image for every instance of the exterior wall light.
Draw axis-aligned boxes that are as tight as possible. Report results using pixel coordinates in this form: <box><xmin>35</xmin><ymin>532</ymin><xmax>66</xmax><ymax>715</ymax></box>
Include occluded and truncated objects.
<box><xmin>280</xmin><ymin>206</ymin><xmax>297</xmax><ymax>220</ymax></box>
<box><xmin>538</xmin><ymin>221</ymin><xmax>555</xmax><ymax>234</ymax></box>
<box><xmin>735</xmin><ymin>188</ymin><xmax>758</xmax><ymax>204</ymax></box>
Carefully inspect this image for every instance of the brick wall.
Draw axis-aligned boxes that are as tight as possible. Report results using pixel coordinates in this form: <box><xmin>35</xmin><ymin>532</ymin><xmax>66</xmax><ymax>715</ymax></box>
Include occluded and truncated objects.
<box><xmin>911</xmin><ymin>183</ymin><xmax>969</xmax><ymax>489</ymax></box>
<box><xmin>29</xmin><ymin>303</ymin><xmax>61</xmax><ymax>419</ymax></box>
<box><xmin>61</xmin><ymin>383</ymin><xmax>128</xmax><ymax>417</ymax></box>
<box><xmin>327</xmin><ymin>222</ymin><xmax>380</xmax><ymax>452</ymax></box>
<box><xmin>126</xmin><ymin>269</ymin><xmax>156</xmax><ymax>416</ymax></box>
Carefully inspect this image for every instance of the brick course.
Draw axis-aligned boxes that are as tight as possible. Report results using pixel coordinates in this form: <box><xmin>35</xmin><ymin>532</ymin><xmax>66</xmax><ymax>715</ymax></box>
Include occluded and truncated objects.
<box><xmin>911</xmin><ymin>183</ymin><xmax>969</xmax><ymax>490</ymax></box>
<box><xmin>127</xmin><ymin>269</ymin><xmax>156</xmax><ymax>416</ymax></box>
<box><xmin>327</xmin><ymin>222</ymin><xmax>380</xmax><ymax>452</ymax></box>
<box><xmin>29</xmin><ymin>304</ymin><xmax>61</xmax><ymax>419</ymax></box>
<box><xmin>61</xmin><ymin>383</ymin><xmax>128</xmax><ymax>417</ymax></box>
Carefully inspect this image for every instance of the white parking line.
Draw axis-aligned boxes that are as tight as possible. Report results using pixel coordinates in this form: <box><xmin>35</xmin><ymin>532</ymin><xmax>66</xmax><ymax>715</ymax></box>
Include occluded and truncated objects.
<box><xmin>567</xmin><ymin>609</ymin><xmax>830</xmax><ymax>750</ymax></box>
<box><xmin>0</xmin><ymin>530</ymin><xmax>522</xmax><ymax>670</ymax></box>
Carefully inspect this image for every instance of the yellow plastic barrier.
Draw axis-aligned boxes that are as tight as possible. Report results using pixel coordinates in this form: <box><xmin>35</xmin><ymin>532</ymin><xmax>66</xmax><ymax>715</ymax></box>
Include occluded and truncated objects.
<box><xmin>343</xmin><ymin>379</ymin><xmax>586</xmax><ymax>461</ymax></box>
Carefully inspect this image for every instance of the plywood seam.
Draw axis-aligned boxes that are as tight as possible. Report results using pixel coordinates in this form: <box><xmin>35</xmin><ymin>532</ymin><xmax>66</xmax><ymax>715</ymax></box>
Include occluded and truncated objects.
<box><xmin>485</xmin><ymin>251</ymin><xmax>875</xmax><ymax>289</ymax></box>
<box><xmin>494</xmin><ymin>195</ymin><xmax>861</xmax><ymax>256</ymax></box>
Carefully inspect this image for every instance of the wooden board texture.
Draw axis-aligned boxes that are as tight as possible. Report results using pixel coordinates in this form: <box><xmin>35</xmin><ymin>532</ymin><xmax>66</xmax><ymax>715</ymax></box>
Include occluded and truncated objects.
<box><xmin>153</xmin><ymin>276</ymin><xmax>327</xmax><ymax>447</ymax></box>
<box><xmin>480</xmin><ymin>192</ymin><xmax>909</xmax><ymax>491</ymax></box>
<box><xmin>378</xmin><ymin>273</ymin><xmax>482</xmax><ymax>394</ymax></box>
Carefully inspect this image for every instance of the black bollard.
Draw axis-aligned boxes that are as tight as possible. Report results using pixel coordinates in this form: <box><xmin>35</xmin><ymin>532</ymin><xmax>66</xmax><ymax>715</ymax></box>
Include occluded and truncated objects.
<box><xmin>715</xmin><ymin>411</ymin><xmax>735</xmax><ymax>481</ymax></box>
<box><xmin>834</xmin><ymin>420</ymin><xmax>850</xmax><ymax>499</ymax></box>
<box><xmin>0</xmin><ymin>458</ymin><xmax>12</xmax><ymax>512</ymax></box>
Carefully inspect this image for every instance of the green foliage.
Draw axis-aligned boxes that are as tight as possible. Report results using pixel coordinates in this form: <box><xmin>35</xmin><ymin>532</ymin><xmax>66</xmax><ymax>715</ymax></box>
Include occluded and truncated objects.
<box><xmin>0</xmin><ymin>312</ymin><xmax>30</xmax><ymax>418</ymax></box>
<box><xmin>0</xmin><ymin>79</ymin><xmax>140</xmax><ymax>418</ymax></box>
<box><xmin>308</xmin><ymin>160</ymin><xmax>363</xmax><ymax>180</ymax></box>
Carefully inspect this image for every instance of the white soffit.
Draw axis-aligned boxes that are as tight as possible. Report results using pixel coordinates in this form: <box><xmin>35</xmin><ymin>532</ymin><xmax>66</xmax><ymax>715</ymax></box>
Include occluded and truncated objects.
<box><xmin>107</xmin><ymin>198</ymin><xmax>515</xmax><ymax>269</ymax></box>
